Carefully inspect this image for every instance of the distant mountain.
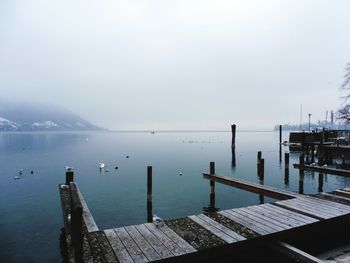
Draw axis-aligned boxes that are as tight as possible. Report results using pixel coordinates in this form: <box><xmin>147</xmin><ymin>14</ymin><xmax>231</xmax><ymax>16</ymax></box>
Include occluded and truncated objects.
<box><xmin>0</xmin><ymin>100</ymin><xmax>102</xmax><ymax>131</ymax></box>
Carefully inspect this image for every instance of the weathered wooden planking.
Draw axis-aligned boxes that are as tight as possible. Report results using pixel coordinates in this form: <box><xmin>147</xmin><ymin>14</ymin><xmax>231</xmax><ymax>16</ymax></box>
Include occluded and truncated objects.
<box><xmin>320</xmin><ymin>192</ymin><xmax>350</xmax><ymax>202</ymax></box>
<box><xmin>246</xmin><ymin>205</ymin><xmax>301</xmax><ymax>228</ymax></box>
<box><xmin>77</xmin><ymin>189</ymin><xmax>99</xmax><ymax>232</ymax></box>
<box><xmin>135</xmin><ymin>224</ymin><xmax>173</xmax><ymax>259</ymax></box>
<box><xmin>203</xmin><ymin>173</ymin><xmax>299</xmax><ymax>200</ymax></box>
<box><xmin>188</xmin><ymin>215</ymin><xmax>237</xmax><ymax>244</ymax></box>
<box><xmin>296</xmin><ymin>197</ymin><xmax>350</xmax><ymax>214</ymax></box>
<box><xmin>95</xmin><ymin>231</ymin><xmax>119</xmax><ymax>263</ymax></box>
<box><xmin>104</xmin><ymin>229</ymin><xmax>134</xmax><ymax>263</ymax></box>
<box><xmin>235</xmin><ymin>207</ymin><xmax>288</xmax><ymax>231</ymax></box>
<box><xmin>335</xmin><ymin>189</ymin><xmax>350</xmax><ymax>198</ymax></box>
<box><xmin>115</xmin><ymin>227</ymin><xmax>149</xmax><ymax>263</ymax></box>
<box><xmin>272</xmin><ymin>242</ymin><xmax>324</xmax><ymax>263</ymax></box>
<box><xmin>197</xmin><ymin>214</ymin><xmax>246</xmax><ymax>241</ymax></box>
<box><xmin>144</xmin><ymin>223</ymin><xmax>185</xmax><ymax>256</ymax></box>
<box><xmin>274</xmin><ymin>201</ymin><xmax>331</xmax><ymax>220</ymax></box>
<box><xmin>282</xmin><ymin>199</ymin><xmax>342</xmax><ymax>218</ymax></box>
<box><xmin>219</xmin><ymin>210</ymin><xmax>273</xmax><ymax>235</ymax></box>
<box><xmin>125</xmin><ymin>225</ymin><xmax>162</xmax><ymax>262</ymax></box>
<box><xmin>157</xmin><ymin>223</ymin><xmax>197</xmax><ymax>254</ymax></box>
<box><xmin>263</xmin><ymin>204</ymin><xmax>318</xmax><ymax>224</ymax></box>
<box><xmin>293</xmin><ymin>163</ymin><xmax>350</xmax><ymax>177</ymax></box>
<box><xmin>233</xmin><ymin>208</ymin><xmax>284</xmax><ymax>232</ymax></box>
<box><xmin>288</xmin><ymin>199</ymin><xmax>342</xmax><ymax>217</ymax></box>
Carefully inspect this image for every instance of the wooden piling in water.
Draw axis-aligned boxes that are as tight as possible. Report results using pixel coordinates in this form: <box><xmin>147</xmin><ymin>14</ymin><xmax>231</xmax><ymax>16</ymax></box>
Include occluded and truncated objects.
<box><xmin>66</xmin><ymin>170</ymin><xmax>74</xmax><ymax>185</ymax></box>
<box><xmin>318</xmin><ymin>173</ymin><xmax>324</xmax><ymax>192</ymax></box>
<box><xmin>285</xmin><ymin>152</ymin><xmax>289</xmax><ymax>170</ymax></box>
<box><xmin>210</xmin><ymin>162</ymin><xmax>215</xmax><ymax>211</ymax></box>
<box><xmin>231</xmin><ymin>124</ymin><xmax>236</xmax><ymax>149</ymax></box>
<box><xmin>258</xmin><ymin>158</ymin><xmax>265</xmax><ymax>180</ymax></box>
<box><xmin>257</xmin><ymin>151</ymin><xmax>262</xmax><ymax>163</ymax></box>
<box><xmin>279</xmin><ymin>125</ymin><xmax>282</xmax><ymax>144</ymax></box>
<box><xmin>147</xmin><ymin>166</ymin><xmax>153</xmax><ymax>223</ymax></box>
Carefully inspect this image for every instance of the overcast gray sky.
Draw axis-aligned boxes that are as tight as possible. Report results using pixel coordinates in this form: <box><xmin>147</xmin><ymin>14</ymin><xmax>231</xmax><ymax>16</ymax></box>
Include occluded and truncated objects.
<box><xmin>1</xmin><ymin>0</ymin><xmax>350</xmax><ymax>130</ymax></box>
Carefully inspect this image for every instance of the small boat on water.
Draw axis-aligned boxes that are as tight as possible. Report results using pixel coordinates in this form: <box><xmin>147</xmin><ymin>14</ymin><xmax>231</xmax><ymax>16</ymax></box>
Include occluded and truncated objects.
<box><xmin>150</xmin><ymin>131</ymin><xmax>155</xmax><ymax>134</ymax></box>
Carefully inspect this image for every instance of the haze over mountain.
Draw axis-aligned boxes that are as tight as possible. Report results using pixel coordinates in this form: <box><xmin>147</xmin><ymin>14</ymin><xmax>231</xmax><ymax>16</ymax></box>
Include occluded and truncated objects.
<box><xmin>0</xmin><ymin>100</ymin><xmax>101</xmax><ymax>131</ymax></box>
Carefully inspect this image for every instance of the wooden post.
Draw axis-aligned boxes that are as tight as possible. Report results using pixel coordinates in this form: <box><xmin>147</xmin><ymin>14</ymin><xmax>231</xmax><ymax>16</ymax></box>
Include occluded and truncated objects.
<box><xmin>258</xmin><ymin>159</ymin><xmax>265</xmax><ymax>180</ymax></box>
<box><xmin>69</xmin><ymin>182</ymin><xmax>83</xmax><ymax>263</ymax></box>
<box><xmin>257</xmin><ymin>151</ymin><xmax>262</xmax><ymax>163</ymax></box>
<box><xmin>66</xmin><ymin>170</ymin><xmax>74</xmax><ymax>185</ymax></box>
<box><xmin>231</xmin><ymin>148</ymin><xmax>236</xmax><ymax>168</ymax></box>
<box><xmin>279</xmin><ymin>145</ymin><xmax>282</xmax><ymax>163</ymax></box>
<box><xmin>301</xmin><ymin>131</ymin><xmax>306</xmax><ymax>152</ymax></box>
<box><xmin>279</xmin><ymin>125</ymin><xmax>282</xmax><ymax>144</ymax></box>
<box><xmin>299</xmin><ymin>173</ymin><xmax>304</xmax><ymax>194</ymax></box>
<box><xmin>147</xmin><ymin>166</ymin><xmax>153</xmax><ymax>223</ymax></box>
<box><xmin>284</xmin><ymin>168</ymin><xmax>289</xmax><ymax>186</ymax></box>
<box><xmin>299</xmin><ymin>153</ymin><xmax>305</xmax><ymax>176</ymax></box>
<box><xmin>210</xmin><ymin>162</ymin><xmax>215</xmax><ymax>211</ymax></box>
<box><xmin>285</xmin><ymin>152</ymin><xmax>289</xmax><ymax>170</ymax></box>
<box><xmin>231</xmin><ymin>124</ymin><xmax>236</xmax><ymax>149</ymax></box>
<box><xmin>311</xmin><ymin>146</ymin><xmax>315</xmax><ymax>163</ymax></box>
<box><xmin>318</xmin><ymin>173</ymin><xmax>324</xmax><ymax>193</ymax></box>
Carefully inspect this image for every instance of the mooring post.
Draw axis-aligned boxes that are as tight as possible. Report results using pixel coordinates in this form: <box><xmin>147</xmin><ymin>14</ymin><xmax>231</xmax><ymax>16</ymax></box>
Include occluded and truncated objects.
<box><xmin>257</xmin><ymin>151</ymin><xmax>262</xmax><ymax>163</ymax></box>
<box><xmin>311</xmin><ymin>146</ymin><xmax>315</xmax><ymax>163</ymax></box>
<box><xmin>299</xmin><ymin>173</ymin><xmax>304</xmax><ymax>194</ymax></box>
<box><xmin>69</xmin><ymin>182</ymin><xmax>83</xmax><ymax>263</ymax></box>
<box><xmin>66</xmin><ymin>170</ymin><xmax>74</xmax><ymax>185</ymax></box>
<box><xmin>231</xmin><ymin>148</ymin><xmax>236</xmax><ymax>168</ymax></box>
<box><xmin>258</xmin><ymin>158</ymin><xmax>265</xmax><ymax>180</ymax></box>
<box><xmin>285</xmin><ymin>152</ymin><xmax>289</xmax><ymax>170</ymax></box>
<box><xmin>147</xmin><ymin>166</ymin><xmax>153</xmax><ymax>223</ymax></box>
<box><xmin>284</xmin><ymin>168</ymin><xmax>289</xmax><ymax>186</ymax></box>
<box><xmin>210</xmin><ymin>162</ymin><xmax>215</xmax><ymax>210</ymax></box>
<box><xmin>231</xmin><ymin>124</ymin><xmax>236</xmax><ymax>149</ymax></box>
<box><xmin>318</xmin><ymin>173</ymin><xmax>324</xmax><ymax>192</ymax></box>
<box><xmin>279</xmin><ymin>125</ymin><xmax>282</xmax><ymax>145</ymax></box>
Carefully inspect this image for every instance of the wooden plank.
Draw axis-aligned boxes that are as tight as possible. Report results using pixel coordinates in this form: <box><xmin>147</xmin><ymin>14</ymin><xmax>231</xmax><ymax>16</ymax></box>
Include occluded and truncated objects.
<box><xmin>197</xmin><ymin>214</ymin><xmax>246</xmax><ymax>241</ymax></box>
<box><xmin>235</xmin><ymin>207</ymin><xmax>288</xmax><ymax>231</ymax></box>
<box><xmin>221</xmin><ymin>209</ymin><xmax>275</xmax><ymax>235</ymax></box>
<box><xmin>296</xmin><ymin>197</ymin><xmax>350</xmax><ymax>214</ymax></box>
<box><xmin>335</xmin><ymin>189</ymin><xmax>350</xmax><ymax>198</ymax></box>
<box><xmin>264</xmin><ymin>204</ymin><xmax>318</xmax><ymax>224</ymax></box>
<box><xmin>293</xmin><ymin>163</ymin><xmax>350</xmax><ymax>177</ymax></box>
<box><xmin>247</xmin><ymin>205</ymin><xmax>300</xmax><ymax>228</ymax></box>
<box><xmin>188</xmin><ymin>215</ymin><xmax>237</xmax><ymax>244</ymax></box>
<box><xmin>94</xmin><ymin>231</ymin><xmax>119</xmax><ymax>263</ymax></box>
<box><xmin>77</xmin><ymin>189</ymin><xmax>99</xmax><ymax>232</ymax></box>
<box><xmin>125</xmin><ymin>225</ymin><xmax>162</xmax><ymax>262</ymax></box>
<box><xmin>320</xmin><ymin>192</ymin><xmax>350</xmax><ymax>202</ymax></box>
<box><xmin>134</xmin><ymin>224</ymin><xmax>173</xmax><ymax>259</ymax></box>
<box><xmin>274</xmin><ymin>202</ymin><xmax>330</xmax><ymax>220</ymax></box>
<box><xmin>104</xmin><ymin>229</ymin><xmax>134</xmax><ymax>263</ymax></box>
<box><xmin>157</xmin><ymin>223</ymin><xmax>197</xmax><ymax>254</ymax></box>
<box><xmin>282</xmin><ymin>199</ymin><xmax>341</xmax><ymax>218</ymax></box>
<box><xmin>144</xmin><ymin>223</ymin><xmax>185</xmax><ymax>256</ymax></box>
<box><xmin>203</xmin><ymin>173</ymin><xmax>299</xmax><ymax>200</ymax></box>
<box><xmin>273</xmin><ymin>242</ymin><xmax>324</xmax><ymax>263</ymax></box>
<box><xmin>115</xmin><ymin>227</ymin><xmax>149</xmax><ymax>263</ymax></box>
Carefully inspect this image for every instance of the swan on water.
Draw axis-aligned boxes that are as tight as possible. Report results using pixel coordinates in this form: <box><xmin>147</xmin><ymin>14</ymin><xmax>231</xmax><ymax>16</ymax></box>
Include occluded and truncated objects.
<box><xmin>99</xmin><ymin>163</ymin><xmax>105</xmax><ymax>168</ymax></box>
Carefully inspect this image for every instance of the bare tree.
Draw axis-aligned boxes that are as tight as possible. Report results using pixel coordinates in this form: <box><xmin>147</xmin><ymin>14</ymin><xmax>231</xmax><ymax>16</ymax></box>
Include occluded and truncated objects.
<box><xmin>337</xmin><ymin>63</ymin><xmax>350</xmax><ymax>122</ymax></box>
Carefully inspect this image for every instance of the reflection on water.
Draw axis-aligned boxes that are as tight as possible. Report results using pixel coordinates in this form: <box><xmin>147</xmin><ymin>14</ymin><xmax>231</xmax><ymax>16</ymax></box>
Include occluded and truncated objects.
<box><xmin>1</xmin><ymin>131</ymin><xmax>350</xmax><ymax>262</ymax></box>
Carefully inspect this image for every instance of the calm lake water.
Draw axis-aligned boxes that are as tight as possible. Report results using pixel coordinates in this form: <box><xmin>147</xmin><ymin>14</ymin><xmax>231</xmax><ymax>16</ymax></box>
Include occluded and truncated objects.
<box><xmin>1</xmin><ymin>131</ymin><xmax>350</xmax><ymax>262</ymax></box>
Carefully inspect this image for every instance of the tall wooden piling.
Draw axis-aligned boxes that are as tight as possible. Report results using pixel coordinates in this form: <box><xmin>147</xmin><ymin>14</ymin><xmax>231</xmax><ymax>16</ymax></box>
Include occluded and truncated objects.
<box><xmin>147</xmin><ymin>166</ymin><xmax>153</xmax><ymax>223</ymax></box>
<box><xmin>258</xmin><ymin>158</ymin><xmax>265</xmax><ymax>180</ymax></box>
<box><xmin>257</xmin><ymin>151</ymin><xmax>262</xmax><ymax>163</ymax></box>
<box><xmin>318</xmin><ymin>173</ymin><xmax>324</xmax><ymax>192</ymax></box>
<box><xmin>66</xmin><ymin>170</ymin><xmax>74</xmax><ymax>185</ymax></box>
<box><xmin>285</xmin><ymin>152</ymin><xmax>289</xmax><ymax>170</ymax></box>
<box><xmin>231</xmin><ymin>124</ymin><xmax>236</xmax><ymax>149</ymax></box>
<box><xmin>231</xmin><ymin>148</ymin><xmax>236</xmax><ymax>168</ymax></box>
<box><xmin>299</xmin><ymin>153</ymin><xmax>305</xmax><ymax>176</ymax></box>
<box><xmin>210</xmin><ymin>162</ymin><xmax>215</xmax><ymax>211</ymax></box>
<box><xmin>279</xmin><ymin>125</ymin><xmax>282</xmax><ymax>144</ymax></box>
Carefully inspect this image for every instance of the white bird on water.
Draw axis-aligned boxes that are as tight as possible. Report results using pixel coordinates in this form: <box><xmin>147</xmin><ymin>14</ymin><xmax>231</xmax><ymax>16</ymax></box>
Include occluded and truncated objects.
<box><xmin>153</xmin><ymin>214</ymin><xmax>163</xmax><ymax>226</ymax></box>
<box><xmin>99</xmin><ymin>163</ymin><xmax>105</xmax><ymax>169</ymax></box>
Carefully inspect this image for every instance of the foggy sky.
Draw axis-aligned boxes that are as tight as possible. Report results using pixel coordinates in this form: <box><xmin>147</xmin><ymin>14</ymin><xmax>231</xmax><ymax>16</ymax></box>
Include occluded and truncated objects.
<box><xmin>1</xmin><ymin>0</ymin><xmax>350</xmax><ymax>130</ymax></box>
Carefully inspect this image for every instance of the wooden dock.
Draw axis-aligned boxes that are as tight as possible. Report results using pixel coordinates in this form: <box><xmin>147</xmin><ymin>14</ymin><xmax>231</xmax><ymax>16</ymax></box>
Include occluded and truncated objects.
<box><xmin>59</xmin><ymin>172</ymin><xmax>350</xmax><ymax>262</ymax></box>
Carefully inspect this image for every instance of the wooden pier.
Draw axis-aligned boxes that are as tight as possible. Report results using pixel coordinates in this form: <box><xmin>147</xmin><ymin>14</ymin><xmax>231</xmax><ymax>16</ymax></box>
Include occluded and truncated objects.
<box><xmin>59</xmin><ymin>169</ymin><xmax>350</xmax><ymax>263</ymax></box>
